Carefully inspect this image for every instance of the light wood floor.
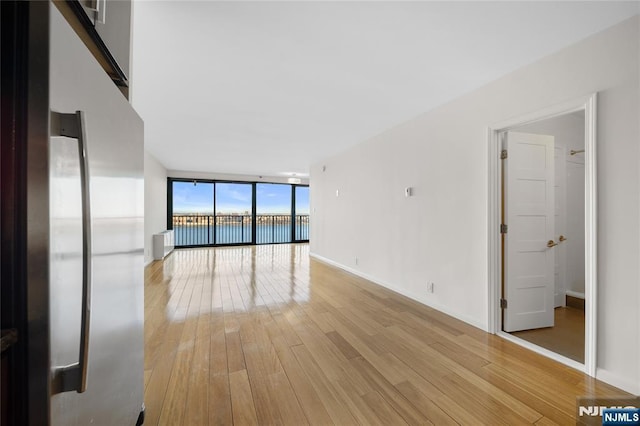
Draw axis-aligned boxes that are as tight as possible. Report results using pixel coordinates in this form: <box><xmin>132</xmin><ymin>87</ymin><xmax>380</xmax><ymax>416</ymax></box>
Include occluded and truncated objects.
<box><xmin>144</xmin><ymin>244</ymin><xmax>626</xmax><ymax>425</ymax></box>
<box><xmin>511</xmin><ymin>307</ymin><xmax>585</xmax><ymax>363</ymax></box>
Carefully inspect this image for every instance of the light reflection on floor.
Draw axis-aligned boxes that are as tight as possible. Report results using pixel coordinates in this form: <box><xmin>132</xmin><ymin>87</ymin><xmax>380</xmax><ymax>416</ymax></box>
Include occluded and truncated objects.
<box><xmin>159</xmin><ymin>244</ymin><xmax>310</xmax><ymax>321</ymax></box>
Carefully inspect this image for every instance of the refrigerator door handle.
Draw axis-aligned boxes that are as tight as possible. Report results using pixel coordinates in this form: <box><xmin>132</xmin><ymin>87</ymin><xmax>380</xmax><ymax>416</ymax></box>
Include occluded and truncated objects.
<box><xmin>50</xmin><ymin>111</ymin><xmax>92</xmax><ymax>394</ymax></box>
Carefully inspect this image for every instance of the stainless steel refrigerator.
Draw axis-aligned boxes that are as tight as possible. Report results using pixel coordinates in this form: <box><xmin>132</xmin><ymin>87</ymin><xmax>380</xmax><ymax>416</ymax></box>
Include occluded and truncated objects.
<box><xmin>1</xmin><ymin>2</ymin><xmax>144</xmax><ymax>424</ymax></box>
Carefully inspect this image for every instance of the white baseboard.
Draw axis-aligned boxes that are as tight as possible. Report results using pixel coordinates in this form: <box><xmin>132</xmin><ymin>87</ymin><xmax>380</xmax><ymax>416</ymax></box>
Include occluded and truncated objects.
<box><xmin>596</xmin><ymin>367</ymin><xmax>640</xmax><ymax>395</ymax></box>
<box><xmin>309</xmin><ymin>252</ymin><xmax>487</xmax><ymax>332</ymax></box>
<box><xmin>566</xmin><ymin>290</ymin><xmax>586</xmax><ymax>299</ymax></box>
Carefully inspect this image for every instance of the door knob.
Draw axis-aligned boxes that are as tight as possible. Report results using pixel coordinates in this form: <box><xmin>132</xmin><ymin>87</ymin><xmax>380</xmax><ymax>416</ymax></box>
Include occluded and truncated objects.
<box><xmin>547</xmin><ymin>240</ymin><xmax>558</xmax><ymax>248</ymax></box>
<box><xmin>559</xmin><ymin>235</ymin><xmax>567</xmax><ymax>242</ymax></box>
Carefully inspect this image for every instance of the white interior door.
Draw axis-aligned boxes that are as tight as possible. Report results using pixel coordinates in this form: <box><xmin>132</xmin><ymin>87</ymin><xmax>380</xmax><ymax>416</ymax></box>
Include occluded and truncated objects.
<box><xmin>503</xmin><ymin>131</ymin><xmax>555</xmax><ymax>332</ymax></box>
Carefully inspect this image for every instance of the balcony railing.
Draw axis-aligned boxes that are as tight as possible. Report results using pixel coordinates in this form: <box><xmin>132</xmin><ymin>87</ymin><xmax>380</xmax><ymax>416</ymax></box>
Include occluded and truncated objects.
<box><xmin>294</xmin><ymin>214</ymin><xmax>309</xmax><ymax>241</ymax></box>
<box><xmin>172</xmin><ymin>214</ymin><xmax>309</xmax><ymax>247</ymax></box>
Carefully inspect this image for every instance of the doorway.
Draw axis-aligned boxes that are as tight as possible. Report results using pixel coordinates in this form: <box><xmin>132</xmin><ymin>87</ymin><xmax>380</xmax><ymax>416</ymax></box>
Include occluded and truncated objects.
<box><xmin>488</xmin><ymin>94</ymin><xmax>597</xmax><ymax>375</ymax></box>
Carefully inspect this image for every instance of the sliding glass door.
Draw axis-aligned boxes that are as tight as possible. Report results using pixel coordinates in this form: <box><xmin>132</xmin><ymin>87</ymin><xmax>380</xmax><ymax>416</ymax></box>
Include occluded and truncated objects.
<box><xmin>215</xmin><ymin>182</ymin><xmax>253</xmax><ymax>245</ymax></box>
<box><xmin>172</xmin><ymin>181</ymin><xmax>214</xmax><ymax>246</ymax></box>
<box><xmin>168</xmin><ymin>179</ymin><xmax>309</xmax><ymax>247</ymax></box>
<box><xmin>256</xmin><ymin>183</ymin><xmax>292</xmax><ymax>244</ymax></box>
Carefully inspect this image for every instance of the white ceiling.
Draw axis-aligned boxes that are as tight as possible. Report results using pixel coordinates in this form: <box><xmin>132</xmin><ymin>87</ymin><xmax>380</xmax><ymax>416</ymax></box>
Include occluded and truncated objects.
<box><xmin>132</xmin><ymin>1</ymin><xmax>638</xmax><ymax>178</ymax></box>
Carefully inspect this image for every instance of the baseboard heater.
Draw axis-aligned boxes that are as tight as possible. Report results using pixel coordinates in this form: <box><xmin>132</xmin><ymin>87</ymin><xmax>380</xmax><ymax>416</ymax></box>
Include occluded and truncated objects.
<box><xmin>152</xmin><ymin>230</ymin><xmax>174</xmax><ymax>260</ymax></box>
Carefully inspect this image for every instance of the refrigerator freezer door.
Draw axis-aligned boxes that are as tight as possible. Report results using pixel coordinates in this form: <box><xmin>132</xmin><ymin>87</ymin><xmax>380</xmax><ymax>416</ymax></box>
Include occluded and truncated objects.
<box><xmin>49</xmin><ymin>6</ymin><xmax>144</xmax><ymax>425</ymax></box>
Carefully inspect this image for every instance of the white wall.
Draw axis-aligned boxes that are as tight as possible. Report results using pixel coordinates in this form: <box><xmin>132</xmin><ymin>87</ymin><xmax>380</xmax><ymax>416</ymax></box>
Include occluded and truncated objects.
<box><xmin>310</xmin><ymin>16</ymin><xmax>639</xmax><ymax>393</ymax></box>
<box><xmin>518</xmin><ymin>113</ymin><xmax>586</xmax><ymax>296</ymax></box>
<box><xmin>144</xmin><ymin>150</ymin><xmax>168</xmax><ymax>265</ymax></box>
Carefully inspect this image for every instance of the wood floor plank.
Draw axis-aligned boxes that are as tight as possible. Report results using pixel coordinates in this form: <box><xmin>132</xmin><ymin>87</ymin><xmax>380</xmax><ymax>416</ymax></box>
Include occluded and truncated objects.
<box><xmin>460</xmin><ymin>357</ymin><xmax>576</xmax><ymax>424</ymax></box>
<box><xmin>225</xmin><ymin>331</ymin><xmax>246</xmax><ymax>373</ymax></box>
<box><xmin>156</xmin><ymin>345</ymin><xmax>194</xmax><ymax>425</ymax></box>
<box><xmin>350</xmin><ymin>356</ymin><xmax>433</xmax><ymax>425</ymax></box>
<box><xmin>484</xmin><ymin>362</ymin><xmax>579</xmax><ymax>414</ymax></box>
<box><xmin>157</xmin><ymin>278</ymin><xmax>202</xmax><ymax>425</ymax></box>
<box><xmin>394</xmin><ymin>380</ymin><xmax>459</xmax><ymax>426</ymax></box>
<box><xmin>330</xmin><ymin>378</ymin><xmax>388</xmax><ymax>426</ymax></box>
<box><xmin>209</xmin><ymin>374</ymin><xmax>233</xmax><ymax>426</ymax></box>
<box><xmin>419</xmin><ymin>342</ymin><xmax>543</xmax><ymax>423</ymax></box>
<box><xmin>228</xmin><ymin>370</ymin><xmax>258</xmax><ymax>426</ymax></box>
<box><xmin>274</xmin><ymin>346</ymin><xmax>335</xmax><ymax>425</ymax></box>
<box><xmin>271</xmin><ymin>312</ymin><xmax>304</xmax><ymax>347</ymax></box>
<box><xmin>268</xmin><ymin>371</ymin><xmax>310</xmax><ymax>426</ymax></box>
<box><xmin>379</xmin><ymin>351</ymin><xmax>481</xmax><ymax>425</ymax></box>
<box><xmin>303</xmin><ymin>306</ymin><xmax>336</xmax><ymax>333</ymax></box>
<box><xmin>535</xmin><ymin>416</ymin><xmax>561</xmax><ymax>425</ymax></box>
<box><xmin>286</xmin><ymin>311</ymin><xmax>352</xmax><ymax>382</ymax></box>
<box><xmin>323</xmin><ymin>312</ymin><xmax>405</xmax><ymax>385</ymax></box>
<box><xmin>144</xmin><ymin>369</ymin><xmax>152</xmax><ymax>391</ymax></box>
<box><xmin>290</xmin><ymin>344</ymin><xmax>359</xmax><ymax>425</ymax></box>
<box><xmin>143</xmin><ymin>337</ymin><xmax>181</xmax><ymax>426</ymax></box>
<box><xmin>361</xmin><ymin>390</ymin><xmax>412</xmax><ymax>426</ymax></box>
<box><xmin>210</xmin><ymin>316</ymin><xmax>228</xmax><ymax>376</ymax></box>
<box><xmin>245</xmin><ymin>365</ymin><xmax>283</xmax><ymax>425</ymax></box>
<box><xmin>144</xmin><ymin>245</ymin><xmax>630</xmax><ymax>425</ymax></box>
<box><xmin>382</xmin><ymin>329</ymin><xmax>531</xmax><ymax>425</ymax></box>
<box><xmin>182</xmin><ymin>288</ymin><xmax>212</xmax><ymax>425</ymax></box>
<box><xmin>325</xmin><ymin>330</ymin><xmax>362</xmax><ymax>360</ymax></box>
<box><xmin>388</xmin><ymin>324</ymin><xmax>542</xmax><ymax>424</ymax></box>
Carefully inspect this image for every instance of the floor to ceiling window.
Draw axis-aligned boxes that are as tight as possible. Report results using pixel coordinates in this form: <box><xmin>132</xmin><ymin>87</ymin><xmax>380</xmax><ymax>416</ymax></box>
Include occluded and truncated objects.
<box><xmin>215</xmin><ymin>182</ymin><xmax>253</xmax><ymax>245</ymax></box>
<box><xmin>171</xmin><ymin>181</ymin><xmax>214</xmax><ymax>246</ymax></box>
<box><xmin>168</xmin><ymin>179</ymin><xmax>309</xmax><ymax>247</ymax></box>
<box><xmin>256</xmin><ymin>183</ymin><xmax>292</xmax><ymax>244</ymax></box>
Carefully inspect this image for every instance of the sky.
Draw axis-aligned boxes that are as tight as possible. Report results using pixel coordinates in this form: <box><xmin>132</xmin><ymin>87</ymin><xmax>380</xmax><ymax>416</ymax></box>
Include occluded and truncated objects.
<box><xmin>173</xmin><ymin>181</ymin><xmax>309</xmax><ymax>215</ymax></box>
<box><xmin>256</xmin><ymin>183</ymin><xmax>290</xmax><ymax>214</ymax></box>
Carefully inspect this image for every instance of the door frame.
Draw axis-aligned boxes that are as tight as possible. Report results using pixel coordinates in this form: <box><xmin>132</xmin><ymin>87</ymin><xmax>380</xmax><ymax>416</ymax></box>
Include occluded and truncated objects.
<box><xmin>487</xmin><ymin>93</ymin><xmax>598</xmax><ymax>376</ymax></box>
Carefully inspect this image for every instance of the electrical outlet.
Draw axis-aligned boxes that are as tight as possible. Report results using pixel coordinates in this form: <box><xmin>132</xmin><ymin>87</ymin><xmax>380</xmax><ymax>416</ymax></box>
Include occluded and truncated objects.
<box><xmin>355</xmin><ymin>257</ymin><xmax>359</xmax><ymax>265</ymax></box>
<box><xmin>428</xmin><ymin>282</ymin><xmax>435</xmax><ymax>293</ymax></box>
